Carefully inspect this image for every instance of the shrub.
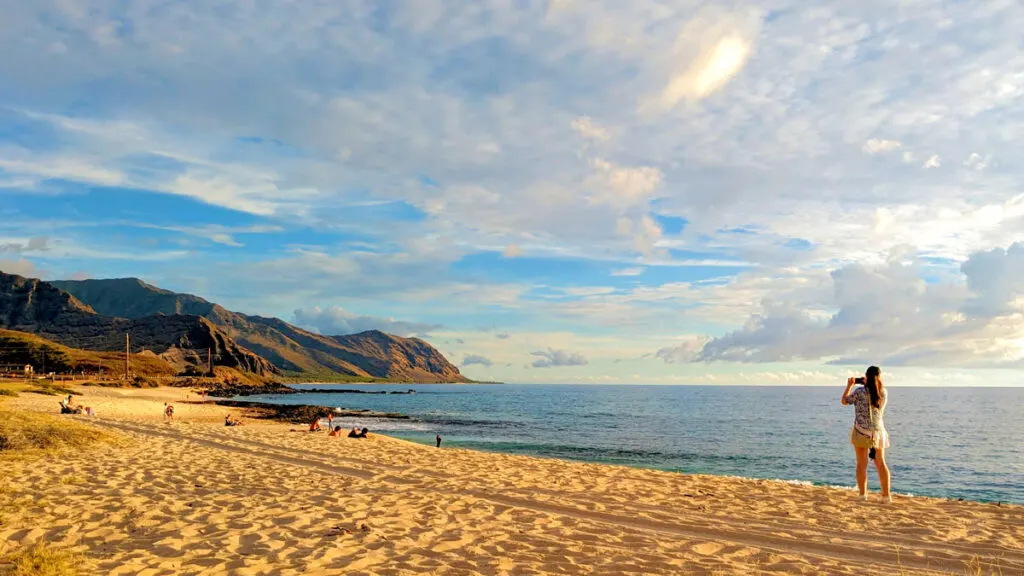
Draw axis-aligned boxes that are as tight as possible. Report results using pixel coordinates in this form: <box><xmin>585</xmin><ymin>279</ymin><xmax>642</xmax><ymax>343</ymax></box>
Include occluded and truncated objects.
<box><xmin>0</xmin><ymin>409</ymin><xmax>110</xmax><ymax>454</ymax></box>
<box><xmin>2</xmin><ymin>542</ymin><xmax>81</xmax><ymax>576</ymax></box>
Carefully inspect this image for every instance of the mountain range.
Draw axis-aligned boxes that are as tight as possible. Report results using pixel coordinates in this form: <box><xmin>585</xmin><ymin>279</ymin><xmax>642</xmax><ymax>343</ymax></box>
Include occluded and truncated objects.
<box><xmin>0</xmin><ymin>271</ymin><xmax>466</xmax><ymax>383</ymax></box>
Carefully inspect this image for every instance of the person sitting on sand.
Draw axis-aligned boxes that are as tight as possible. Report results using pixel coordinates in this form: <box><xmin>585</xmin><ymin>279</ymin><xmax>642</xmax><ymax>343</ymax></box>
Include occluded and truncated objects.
<box><xmin>329</xmin><ymin>425</ymin><xmax>343</xmax><ymax>437</ymax></box>
<box><xmin>357</xmin><ymin>427</ymin><xmax>369</xmax><ymax>438</ymax></box>
<box><xmin>309</xmin><ymin>418</ymin><xmax>322</xmax><ymax>432</ymax></box>
<box><xmin>842</xmin><ymin>365</ymin><xmax>892</xmax><ymax>503</ymax></box>
<box><xmin>225</xmin><ymin>414</ymin><xmax>242</xmax><ymax>427</ymax></box>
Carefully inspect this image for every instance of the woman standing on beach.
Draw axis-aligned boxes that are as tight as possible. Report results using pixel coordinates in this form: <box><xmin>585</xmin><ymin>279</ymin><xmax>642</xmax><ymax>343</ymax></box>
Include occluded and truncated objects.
<box><xmin>841</xmin><ymin>366</ymin><xmax>891</xmax><ymax>503</ymax></box>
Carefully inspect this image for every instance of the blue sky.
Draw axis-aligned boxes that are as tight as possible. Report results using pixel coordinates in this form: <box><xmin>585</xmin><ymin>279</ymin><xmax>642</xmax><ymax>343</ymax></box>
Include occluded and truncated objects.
<box><xmin>3</xmin><ymin>1</ymin><xmax>1024</xmax><ymax>386</ymax></box>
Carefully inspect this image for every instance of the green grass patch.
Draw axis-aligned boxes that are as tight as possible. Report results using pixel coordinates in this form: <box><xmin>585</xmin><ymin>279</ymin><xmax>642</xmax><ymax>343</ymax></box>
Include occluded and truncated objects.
<box><xmin>0</xmin><ymin>408</ymin><xmax>112</xmax><ymax>455</ymax></box>
<box><xmin>0</xmin><ymin>542</ymin><xmax>82</xmax><ymax>576</ymax></box>
<box><xmin>24</xmin><ymin>384</ymin><xmax>80</xmax><ymax>397</ymax></box>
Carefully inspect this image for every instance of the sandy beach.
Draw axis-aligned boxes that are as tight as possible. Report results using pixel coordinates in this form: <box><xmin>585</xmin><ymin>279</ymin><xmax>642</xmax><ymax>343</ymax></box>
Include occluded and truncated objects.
<box><xmin>1</xmin><ymin>386</ymin><xmax>1021</xmax><ymax>575</ymax></box>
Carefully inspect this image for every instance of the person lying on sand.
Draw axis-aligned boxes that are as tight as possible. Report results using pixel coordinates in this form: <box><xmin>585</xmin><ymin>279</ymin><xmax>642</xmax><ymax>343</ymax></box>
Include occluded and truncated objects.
<box><xmin>328</xmin><ymin>425</ymin><xmax>343</xmax><ymax>437</ymax></box>
<box><xmin>225</xmin><ymin>414</ymin><xmax>242</xmax><ymax>427</ymax></box>
<box><xmin>347</xmin><ymin>427</ymin><xmax>360</xmax><ymax>438</ymax></box>
<box><xmin>59</xmin><ymin>400</ymin><xmax>84</xmax><ymax>415</ymax></box>
<box><xmin>309</xmin><ymin>418</ymin><xmax>322</xmax><ymax>432</ymax></box>
<box><xmin>347</xmin><ymin>427</ymin><xmax>369</xmax><ymax>439</ymax></box>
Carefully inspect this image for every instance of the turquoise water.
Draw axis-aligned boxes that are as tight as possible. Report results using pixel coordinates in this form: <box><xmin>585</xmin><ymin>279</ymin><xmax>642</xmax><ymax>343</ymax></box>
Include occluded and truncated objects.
<box><xmin>240</xmin><ymin>385</ymin><xmax>1024</xmax><ymax>504</ymax></box>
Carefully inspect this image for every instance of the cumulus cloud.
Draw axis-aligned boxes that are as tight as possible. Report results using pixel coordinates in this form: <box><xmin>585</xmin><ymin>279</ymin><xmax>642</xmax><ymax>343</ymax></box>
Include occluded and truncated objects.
<box><xmin>923</xmin><ymin>155</ymin><xmax>942</xmax><ymax>169</ymax></box>
<box><xmin>0</xmin><ymin>236</ymin><xmax>51</xmax><ymax>253</ymax></box>
<box><xmin>656</xmin><ymin>336</ymin><xmax>711</xmax><ymax>363</ymax></box>
<box><xmin>571</xmin><ymin>116</ymin><xmax>609</xmax><ymax>141</ymax></box>
<box><xmin>531</xmin><ymin>348</ymin><xmax>588</xmax><ymax>368</ymax></box>
<box><xmin>292</xmin><ymin>306</ymin><xmax>442</xmax><ymax>337</ymax></box>
<box><xmin>696</xmin><ymin>244</ymin><xmax>1024</xmax><ymax>367</ymax></box>
<box><xmin>463</xmin><ymin>354</ymin><xmax>493</xmax><ymax>367</ymax></box>
<box><xmin>964</xmin><ymin>153</ymin><xmax>992</xmax><ymax>171</ymax></box>
<box><xmin>862</xmin><ymin>139</ymin><xmax>902</xmax><ymax>154</ymax></box>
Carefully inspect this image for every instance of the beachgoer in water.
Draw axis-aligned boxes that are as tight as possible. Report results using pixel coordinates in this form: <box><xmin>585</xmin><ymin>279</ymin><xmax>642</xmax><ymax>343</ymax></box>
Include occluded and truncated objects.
<box><xmin>842</xmin><ymin>366</ymin><xmax>891</xmax><ymax>503</ymax></box>
<box><xmin>329</xmin><ymin>425</ymin><xmax>342</xmax><ymax>437</ymax></box>
<box><xmin>436</xmin><ymin>434</ymin><xmax>442</xmax><ymax>448</ymax></box>
<box><xmin>309</xmin><ymin>418</ymin><xmax>322</xmax><ymax>432</ymax></box>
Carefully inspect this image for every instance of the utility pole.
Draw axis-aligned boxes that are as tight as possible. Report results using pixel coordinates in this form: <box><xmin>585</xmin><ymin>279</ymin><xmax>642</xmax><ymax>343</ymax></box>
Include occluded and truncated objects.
<box><xmin>125</xmin><ymin>333</ymin><xmax>130</xmax><ymax>381</ymax></box>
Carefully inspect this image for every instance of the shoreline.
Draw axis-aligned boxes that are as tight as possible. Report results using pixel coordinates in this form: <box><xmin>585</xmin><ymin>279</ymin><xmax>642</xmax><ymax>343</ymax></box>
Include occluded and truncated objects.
<box><xmin>230</xmin><ymin>390</ymin><xmax>1022</xmax><ymax>507</ymax></box>
<box><xmin>2</xmin><ymin>385</ymin><xmax>1020</xmax><ymax>575</ymax></box>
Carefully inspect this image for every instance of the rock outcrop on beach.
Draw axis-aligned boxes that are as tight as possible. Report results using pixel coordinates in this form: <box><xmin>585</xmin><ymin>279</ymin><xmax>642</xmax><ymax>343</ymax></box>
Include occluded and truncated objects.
<box><xmin>41</xmin><ymin>276</ymin><xmax>467</xmax><ymax>382</ymax></box>
<box><xmin>0</xmin><ymin>271</ymin><xmax>276</xmax><ymax>376</ymax></box>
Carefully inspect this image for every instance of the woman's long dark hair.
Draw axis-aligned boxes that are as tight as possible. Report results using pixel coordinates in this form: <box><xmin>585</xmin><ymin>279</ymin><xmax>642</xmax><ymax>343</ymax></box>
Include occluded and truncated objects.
<box><xmin>865</xmin><ymin>366</ymin><xmax>882</xmax><ymax>409</ymax></box>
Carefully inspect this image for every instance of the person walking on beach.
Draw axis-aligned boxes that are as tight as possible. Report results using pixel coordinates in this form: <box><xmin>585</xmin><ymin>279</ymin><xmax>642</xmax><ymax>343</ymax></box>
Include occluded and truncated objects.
<box><xmin>164</xmin><ymin>403</ymin><xmax>175</xmax><ymax>424</ymax></box>
<box><xmin>842</xmin><ymin>366</ymin><xmax>891</xmax><ymax>503</ymax></box>
<box><xmin>436</xmin><ymin>434</ymin><xmax>442</xmax><ymax>448</ymax></box>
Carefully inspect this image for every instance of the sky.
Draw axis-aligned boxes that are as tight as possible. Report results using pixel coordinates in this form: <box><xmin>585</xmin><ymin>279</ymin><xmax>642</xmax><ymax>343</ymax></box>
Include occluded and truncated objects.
<box><xmin>2</xmin><ymin>1</ymin><xmax>1024</xmax><ymax>386</ymax></box>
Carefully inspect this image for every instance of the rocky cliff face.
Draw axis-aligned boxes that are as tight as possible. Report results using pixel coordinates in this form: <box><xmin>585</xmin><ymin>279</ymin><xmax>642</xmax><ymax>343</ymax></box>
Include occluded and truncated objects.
<box><xmin>52</xmin><ymin>276</ymin><xmax>468</xmax><ymax>382</ymax></box>
<box><xmin>0</xmin><ymin>272</ymin><xmax>276</xmax><ymax>376</ymax></box>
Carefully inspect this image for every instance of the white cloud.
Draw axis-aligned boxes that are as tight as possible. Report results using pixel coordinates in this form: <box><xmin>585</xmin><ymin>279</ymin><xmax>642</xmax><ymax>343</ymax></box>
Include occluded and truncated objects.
<box><xmin>655</xmin><ymin>336</ymin><xmax>711</xmax><ymax>363</ymax></box>
<box><xmin>862</xmin><ymin>138</ymin><xmax>902</xmax><ymax>154</ymax></box>
<box><xmin>964</xmin><ymin>152</ymin><xmax>992</xmax><ymax>171</ymax></box>
<box><xmin>611</xmin><ymin>267</ymin><xmax>645</xmax><ymax>277</ymax></box>
<box><xmin>531</xmin><ymin>348</ymin><xmax>588</xmax><ymax>368</ymax></box>
<box><xmin>462</xmin><ymin>354</ymin><xmax>493</xmax><ymax>367</ymax></box>
<box><xmin>696</xmin><ymin>244</ymin><xmax>1024</xmax><ymax>367</ymax></box>
<box><xmin>292</xmin><ymin>306</ymin><xmax>442</xmax><ymax>337</ymax></box>
<box><xmin>571</xmin><ymin>116</ymin><xmax>609</xmax><ymax>141</ymax></box>
<box><xmin>923</xmin><ymin>154</ymin><xmax>942</xmax><ymax>169</ymax></box>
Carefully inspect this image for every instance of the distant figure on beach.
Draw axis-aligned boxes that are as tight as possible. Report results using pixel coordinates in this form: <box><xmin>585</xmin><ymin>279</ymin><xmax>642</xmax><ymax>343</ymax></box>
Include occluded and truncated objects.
<box><xmin>842</xmin><ymin>366</ymin><xmax>891</xmax><ymax>503</ymax></box>
<box><xmin>436</xmin><ymin>434</ymin><xmax>442</xmax><ymax>448</ymax></box>
<box><xmin>225</xmin><ymin>414</ymin><xmax>241</xmax><ymax>427</ymax></box>
<box><xmin>329</xmin><ymin>425</ymin><xmax>343</xmax><ymax>437</ymax></box>
<box><xmin>309</xmin><ymin>418</ymin><xmax>322</xmax><ymax>432</ymax></box>
<box><xmin>327</xmin><ymin>412</ymin><xmax>334</xmax><ymax>430</ymax></box>
<box><xmin>348</xmin><ymin>427</ymin><xmax>360</xmax><ymax>438</ymax></box>
<box><xmin>164</xmin><ymin>403</ymin><xmax>174</xmax><ymax>423</ymax></box>
<box><xmin>359</xmin><ymin>427</ymin><xmax>369</xmax><ymax>438</ymax></box>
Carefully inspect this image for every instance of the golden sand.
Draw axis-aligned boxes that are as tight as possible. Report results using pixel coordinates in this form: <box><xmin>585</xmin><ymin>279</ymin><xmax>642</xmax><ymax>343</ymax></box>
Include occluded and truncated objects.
<box><xmin>1</xmin><ymin>387</ymin><xmax>1021</xmax><ymax>575</ymax></box>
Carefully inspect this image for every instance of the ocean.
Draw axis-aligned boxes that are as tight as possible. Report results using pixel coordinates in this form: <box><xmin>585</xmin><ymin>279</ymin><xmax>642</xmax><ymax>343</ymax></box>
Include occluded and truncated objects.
<box><xmin>239</xmin><ymin>384</ymin><xmax>1024</xmax><ymax>504</ymax></box>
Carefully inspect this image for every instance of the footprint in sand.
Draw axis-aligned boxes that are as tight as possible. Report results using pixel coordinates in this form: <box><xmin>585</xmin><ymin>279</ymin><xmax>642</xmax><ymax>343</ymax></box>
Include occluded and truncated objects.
<box><xmin>692</xmin><ymin>542</ymin><xmax>725</xmax><ymax>556</ymax></box>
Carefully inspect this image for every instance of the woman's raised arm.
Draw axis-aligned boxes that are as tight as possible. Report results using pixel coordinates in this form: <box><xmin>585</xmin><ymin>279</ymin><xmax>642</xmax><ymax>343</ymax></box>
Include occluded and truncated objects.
<box><xmin>841</xmin><ymin>378</ymin><xmax>855</xmax><ymax>405</ymax></box>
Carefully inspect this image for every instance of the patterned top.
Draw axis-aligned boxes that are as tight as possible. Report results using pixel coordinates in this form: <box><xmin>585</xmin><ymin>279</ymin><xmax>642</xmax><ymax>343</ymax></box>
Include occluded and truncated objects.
<box><xmin>846</xmin><ymin>386</ymin><xmax>886</xmax><ymax>434</ymax></box>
